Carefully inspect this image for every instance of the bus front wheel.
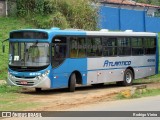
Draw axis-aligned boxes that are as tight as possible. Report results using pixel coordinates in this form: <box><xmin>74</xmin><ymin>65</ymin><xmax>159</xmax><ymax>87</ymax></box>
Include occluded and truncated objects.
<box><xmin>68</xmin><ymin>73</ymin><xmax>76</xmax><ymax>92</ymax></box>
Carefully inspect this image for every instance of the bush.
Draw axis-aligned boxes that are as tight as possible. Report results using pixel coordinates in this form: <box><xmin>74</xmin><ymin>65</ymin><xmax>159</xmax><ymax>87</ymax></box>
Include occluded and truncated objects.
<box><xmin>14</xmin><ymin>0</ymin><xmax>98</xmax><ymax>30</ymax></box>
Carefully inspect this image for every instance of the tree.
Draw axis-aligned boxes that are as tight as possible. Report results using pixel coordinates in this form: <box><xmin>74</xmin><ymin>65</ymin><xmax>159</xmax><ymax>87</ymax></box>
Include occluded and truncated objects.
<box><xmin>15</xmin><ymin>0</ymin><xmax>98</xmax><ymax>30</ymax></box>
<box><xmin>135</xmin><ymin>0</ymin><xmax>160</xmax><ymax>6</ymax></box>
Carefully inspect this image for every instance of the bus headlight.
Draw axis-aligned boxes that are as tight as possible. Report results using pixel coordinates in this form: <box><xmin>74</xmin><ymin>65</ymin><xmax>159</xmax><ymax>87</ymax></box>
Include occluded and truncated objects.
<box><xmin>8</xmin><ymin>72</ymin><xmax>15</xmax><ymax>79</ymax></box>
<box><xmin>37</xmin><ymin>76</ymin><xmax>41</xmax><ymax>80</ymax></box>
<box><xmin>41</xmin><ymin>74</ymin><xmax>46</xmax><ymax>77</ymax></box>
<box><xmin>36</xmin><ymin>70</ymin><xmax>50</xmax><ymax>80</ymax></box>
<box><xmin>41</xmin><ymin>70</ymin><xmax>50</xmax><ymax>77</ymax></box>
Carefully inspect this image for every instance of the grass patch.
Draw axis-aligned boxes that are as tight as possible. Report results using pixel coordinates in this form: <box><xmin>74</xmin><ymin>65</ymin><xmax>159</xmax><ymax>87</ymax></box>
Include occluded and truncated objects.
<box><xmin>133</xmin><ymin>74</ymin><xmax>160</xmax><ymax>84</ymax></box>
<box><xmin>117</xmin><ymin>88</ymin><xmax>160</xmax><ymax>100</ymax></box>
<box><xmin>0</xmin><ymin>84</ymin><xmax>20</xmax><ymax>93</ymax></box>
<box><xmin>0</xmin><ymin>84</ymin><xmax>21</xmax><ymax>106</ymax></box>
<box><xmin>0</xmin><ymin>84</ymin><xmax>42</xmax><ymax>111</ymax></box>
<box><xmin>0</xmin><ymin>102</ymin><xmax>39</xmax><ymax>111</ymax></box>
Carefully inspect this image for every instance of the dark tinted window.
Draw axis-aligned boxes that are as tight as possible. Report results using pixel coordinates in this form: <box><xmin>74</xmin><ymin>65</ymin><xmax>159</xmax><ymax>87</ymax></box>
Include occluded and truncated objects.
<box><xmin>70</xmin><ymin>37</ymin><xmax>86</xmax><ymax>58</ymax></box>
<box><xmin>131</xmin><ymin>38</ymin><xmax>144</xmax><ymax>55</ymax></box>
<box><xmin>86</xmin><ymin>37</ymin><xmax>102</xmax><ymax>57</ymax></box>
<box><xmin>52</xmin><ymin>37</ymin><xmax>67</xmax><ymax>68</ymax></box>
<box><xmin>118</xmin><ymin>37</ymin><xmax>131</xmax><ymax>55</ymax></box>
<box><xmin>103</xmin><ymin>37</ymin><xmax>117</xmax><ymax>56</ymax></box>
<box><xmin>10</xmin><ymin>31</ymin><xmax>48</xmax><ymax>39</ymax></box>
<box><xmin>144</xmin><ymin>37</ymin><xmax>156</xmax><ymax>55</ymax></box>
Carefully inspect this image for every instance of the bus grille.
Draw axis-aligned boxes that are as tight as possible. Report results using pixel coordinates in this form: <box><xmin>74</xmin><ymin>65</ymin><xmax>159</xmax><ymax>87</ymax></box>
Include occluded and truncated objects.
<box><xmin>9</xmin><ymin>65</ymin><xmax>49</xmax><ymax>72</ymax></box>
<box><xmin>15</xmin><ymin>76</ymin><xmax>35</xmax><ymax>79</ymax></box>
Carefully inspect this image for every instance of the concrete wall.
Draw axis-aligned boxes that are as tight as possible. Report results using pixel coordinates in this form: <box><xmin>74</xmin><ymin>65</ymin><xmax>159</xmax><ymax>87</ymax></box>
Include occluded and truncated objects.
<box><xmin>99</xmin><ymin>6</ymin><xmax>160</xmax><ymax>32</ymax></box>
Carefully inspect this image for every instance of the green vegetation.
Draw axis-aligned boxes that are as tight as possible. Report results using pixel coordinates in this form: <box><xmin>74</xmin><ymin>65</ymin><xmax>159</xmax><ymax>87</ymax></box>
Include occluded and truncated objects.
<box><xmin>117</xmin><ymin>88</ymin><xmax>160</xmax><ymax>99</ymax></box>
<box><xmin>136</xmin><ymin>0</ymin><xmax>160</xmax><ymax>6</ymax></box>
<box><xmin>0</xmin><ymin>83</ymin><xmax>19</xmax><ymax>94</ymax></box>
<box><xmin>0</xmin><ymin>17</ymin><xmax>34</xmax><ymax>80</ymax></box>
<box><xmin>10</xmin><ymin>0</ymin><xmax>97</xmax><ymax>30</ymax></box>
<box><xmin>0</xmin><ymin>102</ymin><xmax>39</xmax><ymax>111</ymax></box>
<box><xmin>0</xmin><ymin>84</ymin><xmax>41</xmax><ymax>111</ymax></box>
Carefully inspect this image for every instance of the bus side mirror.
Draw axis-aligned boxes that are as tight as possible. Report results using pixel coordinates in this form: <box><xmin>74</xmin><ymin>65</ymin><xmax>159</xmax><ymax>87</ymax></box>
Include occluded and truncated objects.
<box><xmin>2</xmin><ymin>38</ymin><xmax>9</xmax><ymax>53</ymax></box>
<box><xmin>2</xmin><ymin>45</ymin><xmax>5</xmax><ymax>53</ymax></box>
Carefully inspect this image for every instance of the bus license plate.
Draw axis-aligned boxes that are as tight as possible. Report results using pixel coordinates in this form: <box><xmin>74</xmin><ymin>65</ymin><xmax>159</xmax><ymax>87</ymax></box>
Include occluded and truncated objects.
<box><xmin>20</xmin><ymin>81</ymin><xmax>28</xmax><ymax>85</ymax></box>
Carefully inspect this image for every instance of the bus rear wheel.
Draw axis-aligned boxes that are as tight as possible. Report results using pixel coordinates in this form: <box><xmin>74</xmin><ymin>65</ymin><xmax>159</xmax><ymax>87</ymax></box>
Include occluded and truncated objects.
<box><xmin>116</xmin><ymin>69</ymin><xmax>133</xmax><ymax>86</ymax></box>
<box><xmin>123</xmin><ymin>69</ymin><xmax>133</xmax><ymax>86</ymax></box>
<box><xmin>68</xmin><ymin>73</ymin><xmax>76</xmax><ymax>92</ymax></box>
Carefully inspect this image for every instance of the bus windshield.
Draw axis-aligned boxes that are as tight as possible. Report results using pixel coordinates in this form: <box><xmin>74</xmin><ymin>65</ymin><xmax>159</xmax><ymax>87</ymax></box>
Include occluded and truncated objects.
<box><xmin>9</xmin><ymin>42</ymin><xmax>50</xmax><ymax>67</ymax></box>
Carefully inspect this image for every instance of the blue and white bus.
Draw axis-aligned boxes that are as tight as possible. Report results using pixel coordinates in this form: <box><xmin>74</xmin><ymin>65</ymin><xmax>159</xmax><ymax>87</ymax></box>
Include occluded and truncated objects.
<box><xmin>6</xmin><ymin>28</ymin><xmax>159</xmax><ymax>92</ymax></box>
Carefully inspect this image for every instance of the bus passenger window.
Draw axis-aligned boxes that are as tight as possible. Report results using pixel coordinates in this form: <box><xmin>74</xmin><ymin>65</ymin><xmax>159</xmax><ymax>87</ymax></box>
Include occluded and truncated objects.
<box><xmin>86</xmin><ymin>37</ymin><xmax>102</xmax><ymax>57</ymax></box>
<box><xmin>118</xmin><ymin>37</ymin><xmax>131</xmax><ymax>56</ymax></box>
<box><xmin>103</xmin><ymin>37</ymin><xmax>117</xmax><ymax>56</ymax></box>
<box><xmin>70</xmin><ymin>37</ymin><xmax>78</xmax><ymax>58</ymax></box>
<box><xmin>131</xmin><ymin>38</ymin><xmax>144</xmax><ymax>55</ymax></box>
<box><xmin>144</xmin><ymin>37</ymin><xmax>156</xmax><ymax>55</ymax></box>
<box><xmin>70</xmin><ymin>37</ymin><xmax>86</xmax><ymax>58</ymax></box>
<box><xmin>78</xmin><ymin>38</ymin><xmax>86</xmax><ymax>58</ymax></box>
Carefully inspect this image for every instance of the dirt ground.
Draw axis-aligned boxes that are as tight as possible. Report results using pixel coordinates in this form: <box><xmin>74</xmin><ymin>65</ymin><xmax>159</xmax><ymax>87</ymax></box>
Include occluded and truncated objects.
<box><xmin>14</xmin><ymin>82</ymin><xmax>160</xmax><ymax>111</ymax></box>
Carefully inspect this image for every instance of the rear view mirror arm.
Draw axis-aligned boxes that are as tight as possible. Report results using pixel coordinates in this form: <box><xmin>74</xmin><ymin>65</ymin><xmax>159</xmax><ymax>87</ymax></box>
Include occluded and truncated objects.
<box><xmin>2</xmin><ymin>38</ymin><xmax>9</xmax><ymax>53</ymax></box>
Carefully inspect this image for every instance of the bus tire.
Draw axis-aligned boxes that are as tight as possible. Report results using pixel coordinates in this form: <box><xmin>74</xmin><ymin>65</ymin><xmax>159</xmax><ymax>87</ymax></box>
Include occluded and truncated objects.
<box><xmin>68</xmin><ymin>73</ymin><xmax>76</xmax><ymax>92</ymax></box>
<box><xmin>35</xmin><ymin>88</ymin><xmax>42</xmax><ymax>92</ymax></box>
<box><xmin>123</xmin><ymin>69</ymin><xmax>133</xmax><ymax>86</ymax></box>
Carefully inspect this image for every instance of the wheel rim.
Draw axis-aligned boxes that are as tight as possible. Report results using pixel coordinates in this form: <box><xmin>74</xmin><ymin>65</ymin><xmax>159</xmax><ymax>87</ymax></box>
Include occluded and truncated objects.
<box><xmin>125</xmin><ymin>72</ymin><xmax>132</xmax><ymax>83</ymax></box>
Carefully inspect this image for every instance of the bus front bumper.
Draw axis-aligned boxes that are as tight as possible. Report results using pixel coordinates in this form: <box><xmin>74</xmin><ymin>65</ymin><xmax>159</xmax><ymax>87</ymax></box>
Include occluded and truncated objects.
<box><xmin>7</xmin><ymin>75</ymin><xmax>51</xmax><ymax>89</ymax></box>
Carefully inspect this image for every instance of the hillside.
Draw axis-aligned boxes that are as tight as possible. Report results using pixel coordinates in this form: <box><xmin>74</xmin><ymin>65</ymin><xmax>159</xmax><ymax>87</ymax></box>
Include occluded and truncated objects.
<box><xmin>0</xmin><ymin>17</ymin><xmax>34</xmax><ymax>79</ymax></box>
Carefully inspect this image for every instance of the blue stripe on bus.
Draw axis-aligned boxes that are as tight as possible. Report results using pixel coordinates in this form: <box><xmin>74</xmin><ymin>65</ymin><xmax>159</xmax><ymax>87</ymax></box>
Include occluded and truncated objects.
<box><xmin>87</xmin><ymin>65</ymin><xmax>155</xmax><ymax>72</ymax></box>
<box><xmin>51</xmin><ymin>58</ymin><xmax>87</xmax><ymax>88</ymax></box>
<box><xmin>156</xmin><ymin>33</ymin><xmax>159</xmax><ymax>74</ymax></box>
<box><xmin>48</xmin><ymin>30</ymin><xmax>86</xmax><ymax>43</ymax></box>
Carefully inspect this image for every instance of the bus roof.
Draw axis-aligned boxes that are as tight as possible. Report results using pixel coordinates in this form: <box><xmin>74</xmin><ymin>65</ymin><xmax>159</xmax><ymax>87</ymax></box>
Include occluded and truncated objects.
<box><xmin>10</xmin><ymin>28</ymin><xmax>157</xmax><ymax>37</ymax></box>
<box><xmin>86</xmin><ymin>31</ymin><xmax>157</xmax><ymax>37</ymax></box>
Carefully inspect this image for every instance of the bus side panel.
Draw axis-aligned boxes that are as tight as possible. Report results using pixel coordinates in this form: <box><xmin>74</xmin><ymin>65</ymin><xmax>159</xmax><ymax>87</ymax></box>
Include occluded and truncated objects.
<box><xmin>87</xmin><ymin>57</ymin><xmax>125</xmax><ymax>84</ymax></box>
<box><xmin>50</xmin><ymin>58</ymin><xmax>87</xmax><ymax>88</ymax></box>
<box><xmin>87</xmin><ymin>56</ymin><xmax>156</xmax><ymax>84</ymax></box>
<box><xmin>134</xmin><ymin>66</ymin><xmax>155</xmax><ymax>79</ymax></box>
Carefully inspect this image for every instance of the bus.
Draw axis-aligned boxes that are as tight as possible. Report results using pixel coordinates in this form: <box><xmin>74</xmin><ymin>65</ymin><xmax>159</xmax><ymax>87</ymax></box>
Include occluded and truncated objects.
<box><xmin>5</xmin><ymin>28</ymin><xmax>159</xmax><ymax>92</ymax></box>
